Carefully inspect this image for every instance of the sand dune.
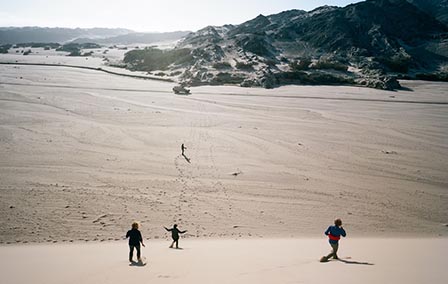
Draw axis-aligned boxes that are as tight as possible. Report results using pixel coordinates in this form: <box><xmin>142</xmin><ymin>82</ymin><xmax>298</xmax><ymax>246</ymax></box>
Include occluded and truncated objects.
<box><xmin>1</xmin><ymin>64</ymin><xmax>448</xmax><ymax>245</ymax></box>
<box><xmin>1</xmin><ymin>60</ymin><xmax>448</xmax><ymax>283</ymax></box>
<box><xmin>1</xmin><ymin>239</ymin><xmax>447</xmax><ymax>284</ymax></box>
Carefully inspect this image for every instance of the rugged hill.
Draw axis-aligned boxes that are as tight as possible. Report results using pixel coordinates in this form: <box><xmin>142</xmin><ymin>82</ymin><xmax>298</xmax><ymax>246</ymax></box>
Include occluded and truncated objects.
<box><xmin>406</xmin><ymin>0</ymin><xmax>448</xmax><ymax>25</ymax></box>
<box><xmin>124</xmin><ymin>0</ymin><xmax>448</xmax><ymax>90</ymax></box>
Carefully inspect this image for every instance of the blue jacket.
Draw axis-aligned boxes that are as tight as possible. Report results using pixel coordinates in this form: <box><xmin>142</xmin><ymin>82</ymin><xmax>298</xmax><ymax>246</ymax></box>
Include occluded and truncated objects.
<box><xmin>325</xmin><ymin>226</ymin><xmax>346</xmax><ymax>244</ymax></box>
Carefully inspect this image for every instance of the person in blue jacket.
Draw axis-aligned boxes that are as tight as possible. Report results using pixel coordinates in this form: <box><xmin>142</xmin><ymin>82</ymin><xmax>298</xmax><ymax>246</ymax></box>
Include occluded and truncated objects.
<box><xmin>321</xmin><ymin>218</ymin><xmax>346</xmax><ymax>262</ymax></box>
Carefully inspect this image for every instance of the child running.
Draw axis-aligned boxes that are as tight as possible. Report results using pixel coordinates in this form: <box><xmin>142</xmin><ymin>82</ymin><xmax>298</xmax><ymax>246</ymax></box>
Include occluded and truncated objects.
<box><xmin>126</xmin><ymin>222</ymin><xmax>145</xmax><ymax>263</ymax></box>
<box><xmin>321</xmin><ymin>218</ymin><xmax>346</xmax><ymax>262</ymax></box>
<box><xmin>164</xmin><ymin>224</ymin><xmax>187</xmax><ymax>249</ymax></box>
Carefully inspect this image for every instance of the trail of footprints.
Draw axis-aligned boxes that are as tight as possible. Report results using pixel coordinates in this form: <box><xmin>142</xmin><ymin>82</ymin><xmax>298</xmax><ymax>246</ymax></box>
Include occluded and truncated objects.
<box><xmin>171</xmin><ymin>103</ymin><xmax>237</xmax><ymax>238</ymax></box>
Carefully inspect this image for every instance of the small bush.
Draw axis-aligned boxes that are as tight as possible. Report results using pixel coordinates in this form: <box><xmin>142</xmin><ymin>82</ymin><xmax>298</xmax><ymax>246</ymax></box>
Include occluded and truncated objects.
<box><xmin>57</xmin><ymin>43</ymin><xmax>79</xmax><ymax>53</ymax></box>
<box><xmin>415</xmin><ymin>73</ymin><xmax>448</xmax><ymax>82</ymax></box>
<box><xmin>264</xmin><ymin>59</ymin><xmax>277</xmax><ymax>67</ymax></box>
<box><xmin>211</xmin><ymin>72</ymin><xmax>245</xmax><ymax>84</ymax></box>
<box><xmin>378</xmin><ymin>54</ymin><xmax>412</xmax><ymax>73</ymax></box>
<box><xmin>57</xmin><ymin>43</ymin><xmax>100</xmax><ymax>56</ymax></box>
<box><xmin>312</xmin><ymin>59</ymin><xmax>348</xmax><ymax>71</ymax></box>
<box><xmin>212</xmin><ymin>62</ymin><xmax>232</xmax><ymax>70</ymax></box>
<box><xmin>81</xmin><ymin>43</ymin><xmax>101</xmax><ymax>49</ymax></box>
<box><xmin>68</xmin><ymin>49</ymin><xmax>82</xmax><ymax>56</ymax></box>
<box><xmin>276</xmin><ymin>71</ymin><xmax>354</xmax><ymax>85</ymax></box>
<box><xmin>289</xmin><ymin>58</ymin><xmax>311</xmax><ymax>71</ymax></box>
<box><xmin>170</xmin><ymin>71</ymin><xmax>182</xmax><ymax>76</ymax></box>
<box><xmin>0</xmin><ymin>44</ymin><xmax>12</xmax><ymax>54</ymax></box>
<box><xmin>235</xmin><ymin>61</ymin><xmax>254</xmax><ymax>71</ymax></box>
<box><xmin>16</xmin><ymin>42</ymin><xmax>60</xmax><ymax>49</ymax></box>
<box><xmin>123</xmin><ymin>47</ymin><xmax>193</xmax><ymax>71</ymax></box>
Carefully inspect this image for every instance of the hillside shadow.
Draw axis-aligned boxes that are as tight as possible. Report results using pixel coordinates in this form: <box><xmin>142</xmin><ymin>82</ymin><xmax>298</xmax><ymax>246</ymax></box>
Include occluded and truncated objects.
<box><xmin>399</xmin><ymin>86</ymin><xmax>413</xmax><ymax>92</ymax></box>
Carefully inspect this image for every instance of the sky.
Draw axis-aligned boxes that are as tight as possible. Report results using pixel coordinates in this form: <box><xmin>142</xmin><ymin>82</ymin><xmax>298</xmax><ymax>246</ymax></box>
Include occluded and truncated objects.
<box><xmin>0</xmin><ymin>0</ymin><xmax>363</xmax><ymax>32</ymax></box>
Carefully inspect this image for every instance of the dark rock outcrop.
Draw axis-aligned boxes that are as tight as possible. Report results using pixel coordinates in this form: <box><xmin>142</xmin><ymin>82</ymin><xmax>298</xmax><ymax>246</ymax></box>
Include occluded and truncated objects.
<box><xmin>405</xmin><ymin>0</ymin><xmax>448</xmax><ymax>26</ymax></box>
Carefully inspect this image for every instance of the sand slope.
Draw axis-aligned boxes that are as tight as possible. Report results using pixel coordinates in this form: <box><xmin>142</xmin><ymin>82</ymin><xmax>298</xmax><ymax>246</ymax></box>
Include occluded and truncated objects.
<box><xmin>1</xmin><ymin>238</ymin><xmax>447</xmax><ymax>284</ymax></box>
<box><xmin>1</xmin><ymin>64</ymin><xmax>448</xmax><ymax>244</ymax></box>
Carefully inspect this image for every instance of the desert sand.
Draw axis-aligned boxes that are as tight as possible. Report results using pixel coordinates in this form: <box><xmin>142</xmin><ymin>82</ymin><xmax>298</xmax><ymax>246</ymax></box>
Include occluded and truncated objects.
<box><xmin>1</xmin><ymin>63</ymin><xmax>447</xmax><ymax>243</ymax></box>
<box><xmin>0</xmin><ymin>61</ymin><xmax>447</xmax><ymax>283</ymax></box>
<box><xmin>1</xmin><ymin>239</ymin><xmax>447</xmax><ymax>284</ymax></box>
<box><xmin>1</xmin><ymin>44</ymin><xmax>177</xmax><ymax>81</ymax></box>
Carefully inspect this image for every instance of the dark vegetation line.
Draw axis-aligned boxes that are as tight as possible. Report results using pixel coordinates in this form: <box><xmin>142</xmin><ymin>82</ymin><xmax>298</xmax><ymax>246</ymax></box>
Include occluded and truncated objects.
<box><xmin>0</xmin><ymin>62</ymin><xmax>174</xmax><ymax>82</ymax></box>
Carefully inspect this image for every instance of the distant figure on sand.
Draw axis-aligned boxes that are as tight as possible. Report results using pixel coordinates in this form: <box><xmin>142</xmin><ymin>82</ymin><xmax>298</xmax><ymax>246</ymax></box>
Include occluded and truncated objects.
<box><xmin>126</xmin><ymin>222</ymin><xmax>145</xmax><ymax>263</ymax></box>
<box><xmin>164</xmin><ymin>224</ymin><xmax>187</xmax><ymax>249</ymax></box>
<box><xmin>181</xmin><ymin>143</ymin><xmax>187</xmax><ymax>155</ymax></box>
<box><xmin>321</xmin><ymin>219</ymin><xmax>346</xmax><ymax>262</ymax></box>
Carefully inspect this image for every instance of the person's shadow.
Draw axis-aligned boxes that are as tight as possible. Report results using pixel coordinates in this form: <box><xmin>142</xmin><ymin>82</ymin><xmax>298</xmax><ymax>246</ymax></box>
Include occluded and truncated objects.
<box><xmin>337</xmin><ymin>258</ymin><xmax>374</xmax><ymax>265</ymax></box>
<box><xmin>129</xmin><ymin>260</ymin><xmax>147</xmax><ymax>267</ymax></box>
<box><xmin>182</xmin><ymin>153</ymin><xmax>191</xmax><ymax>163</ymax></box>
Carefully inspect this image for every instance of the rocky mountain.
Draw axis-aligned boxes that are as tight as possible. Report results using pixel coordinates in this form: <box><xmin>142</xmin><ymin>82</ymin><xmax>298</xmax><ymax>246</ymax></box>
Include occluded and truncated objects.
<box><xmin>405</xmin><ymin>0</ymin><xmax>448</xmax><ymax>25</ymax></box>
<box><xmin>124</xmin><ymin>0</ymin><xmax>448</xmax><ymax>90</ymax></box>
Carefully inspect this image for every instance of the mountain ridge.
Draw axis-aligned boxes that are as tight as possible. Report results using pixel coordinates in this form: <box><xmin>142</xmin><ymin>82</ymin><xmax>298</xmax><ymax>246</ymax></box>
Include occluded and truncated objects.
<box><xmin>405</xmin><ymin>0</ymin><xmax>448</xmax><ymax>25</ymax></box>
<box><xmin>0</xmin><ymin>27</ymin><xmax>189</xmax><ymax>45</ymax></box>
<box><xmin>123</xmin><ymin>0</ymin><xmax>447</xmax><ymax>90</ymax></box>
<box><xmin>2</xmin><ymin>1</ymin><xmax>447</xmax><ymax>90</ymax></box>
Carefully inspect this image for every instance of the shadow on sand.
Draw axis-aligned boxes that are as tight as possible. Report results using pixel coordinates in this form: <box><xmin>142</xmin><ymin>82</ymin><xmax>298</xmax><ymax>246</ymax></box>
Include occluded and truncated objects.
<box><xmin>399</xmin><ymin>86</ymin><xmax>413</xmax><ymax>92</ymax></box>
<box><xmin>129</xmin><ymin>260</ymin><xmax>147</xmax><ymax>267</ymax></box>
<box><xmin>182</xmin><ymin>153</ymin><xmax>191</xmax><ymax>163</ymax></box>
<box><xmin>338</xmin><ymin>258</ymin><xmax>374</xmax><ymax>266</ymax></box>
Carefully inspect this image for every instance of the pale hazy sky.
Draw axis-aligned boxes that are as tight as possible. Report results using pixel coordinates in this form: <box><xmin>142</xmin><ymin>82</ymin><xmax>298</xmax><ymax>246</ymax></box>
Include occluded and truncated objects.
<box><xmin>0</xmin><ymin>0</ymin><xmax>363</xmax><ymax>32</ymax></box>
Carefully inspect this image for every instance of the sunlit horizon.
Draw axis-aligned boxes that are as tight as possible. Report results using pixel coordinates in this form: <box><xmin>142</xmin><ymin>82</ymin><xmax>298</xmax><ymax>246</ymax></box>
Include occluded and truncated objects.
<box><xmin>0</xmin><ymin>0</ymin><xmax>363</xmax><ymax>32</ymax></box>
